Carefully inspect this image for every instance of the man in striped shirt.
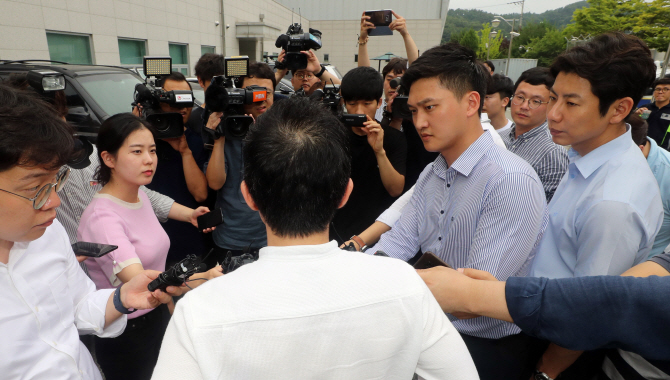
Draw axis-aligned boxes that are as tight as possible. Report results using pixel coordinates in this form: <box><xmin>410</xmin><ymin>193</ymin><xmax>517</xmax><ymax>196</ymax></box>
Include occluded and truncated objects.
<box><xmin>500</xmin><ymin>67</ymin><xmax>569</xmax><ymax>202</ymax></box>
<box><xmin>370</xmin><ymin>43</ymin><xmax>548</xmax><ymax>380</ymax></box>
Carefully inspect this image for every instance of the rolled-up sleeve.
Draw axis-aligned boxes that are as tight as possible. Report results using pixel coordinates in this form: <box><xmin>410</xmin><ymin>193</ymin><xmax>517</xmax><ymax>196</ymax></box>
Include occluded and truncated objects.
<box><xmin>506</xmin><ymin>276</ymin><xmax>670</xmax><ymax>361</ymax></box>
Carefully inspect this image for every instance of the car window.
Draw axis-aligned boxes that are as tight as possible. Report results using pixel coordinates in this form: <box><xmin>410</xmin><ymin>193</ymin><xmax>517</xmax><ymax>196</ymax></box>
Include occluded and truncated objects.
<box><xmin>77</xmin><ymin>73</ymin><xmax>142</xmax><ymax>116</ymax></box>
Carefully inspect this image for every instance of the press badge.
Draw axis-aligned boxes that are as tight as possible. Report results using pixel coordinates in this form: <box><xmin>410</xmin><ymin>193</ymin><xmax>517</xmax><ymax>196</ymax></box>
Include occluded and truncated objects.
<box><xmin>661</xmin><ymin>113</ymin><xmax>670</xmax><ymax>120</ymax></box>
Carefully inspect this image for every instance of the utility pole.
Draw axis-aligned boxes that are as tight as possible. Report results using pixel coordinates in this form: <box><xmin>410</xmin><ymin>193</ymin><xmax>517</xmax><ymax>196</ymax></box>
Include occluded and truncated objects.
<box><xmin>519</xmin><ymin>0</ymin><xmax>525</xmax><ymax>28</ymax></box>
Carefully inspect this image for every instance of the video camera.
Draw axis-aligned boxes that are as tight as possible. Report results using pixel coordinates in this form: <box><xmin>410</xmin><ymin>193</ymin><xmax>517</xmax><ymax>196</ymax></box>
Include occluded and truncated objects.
<box><xmin>203</xmin><ymin>56</ymin><xmax>268</xmax><ymax>140</ymax></box>
<box><xmin>132</xmin><ymin>56</ymin><xmax>194</xmax><ymax>139</ymax></box>
<box><xmin>389</xmin><ymin>77</ymin><xmax>412</xmax><ymax>120</ymax></box>
<box><xmin>293</xmin><ymin>81</ymin><xmax>341</xmax><ymax>115</ymax></box>
<box><xmin>275</xmin><ymin>23</ymin><xmax>323</xmax><ymax>71</ymax></box>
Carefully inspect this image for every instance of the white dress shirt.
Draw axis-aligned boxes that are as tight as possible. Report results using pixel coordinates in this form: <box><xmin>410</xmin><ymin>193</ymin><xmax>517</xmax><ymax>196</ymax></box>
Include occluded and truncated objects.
<box><xmin>0</xmin><ymin>219</ymin><xmax>126</xmax><ymax>380</ymax></box>
<box><xmin>152</xmin><ymin>241</ymin><xmax>478</xmax><ymax>380</ymax></box>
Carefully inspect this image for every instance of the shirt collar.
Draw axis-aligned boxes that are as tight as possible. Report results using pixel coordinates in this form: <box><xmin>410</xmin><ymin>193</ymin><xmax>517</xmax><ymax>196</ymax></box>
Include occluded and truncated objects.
<box><xmin>433</xmin><ymin>129</ymin><xmax>494</xmax><ymax>177</ymax></box>
<box><xmin>508</xmin><ymin>121</ymin><xmax>548</xmax><ymax>141</ymax></box>
<box><xmin>646</xmin><ymin>136</ymin><xmax>660</xmax><ymax>164</ymax></box>
<box><xmin>259</xmin><ymin>241</ymin><xmax>340</xmax><ymax>261</ymax></box>
<box><xmin>568</xmin><ymin>125</ymin><xmax>633</xmax><ymax>179</ymax></box>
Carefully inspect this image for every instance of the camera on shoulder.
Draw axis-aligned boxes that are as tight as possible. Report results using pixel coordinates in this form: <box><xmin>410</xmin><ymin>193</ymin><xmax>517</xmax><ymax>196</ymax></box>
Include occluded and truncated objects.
<box><xmin>275</xmin><ymin>23</ymin><xmax>323</xmax><ymax>71</ymax></box>
<box><xmin>203</xmin><ymin>56</ymin><xmax>268</xmax><ymax>140</ymax></box>
<box><xmin>132</xmin><ymin>56</ymin><xmax>194</xmax><ymax>139</ymax></box>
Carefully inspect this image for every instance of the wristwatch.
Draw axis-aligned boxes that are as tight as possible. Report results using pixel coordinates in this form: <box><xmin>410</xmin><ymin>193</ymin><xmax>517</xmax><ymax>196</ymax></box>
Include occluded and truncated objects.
<box><xmin>113</xmin><ymin>285</ymin><xmax>135</xmax><ymax>314</ymax></box>
<box><xmin>350</xmin><ymin>235</ymin><xmax>368</xmax><ymax>252</ymax></box>
<box><xmin>315</xmin><ymin>64</ymin><xmax>327</xmax><ymax>78</ymax></box>
<box><xmin>533</xmin><ymin>370</ymin><xmax>554</xmax><ymax>380</ymax></box>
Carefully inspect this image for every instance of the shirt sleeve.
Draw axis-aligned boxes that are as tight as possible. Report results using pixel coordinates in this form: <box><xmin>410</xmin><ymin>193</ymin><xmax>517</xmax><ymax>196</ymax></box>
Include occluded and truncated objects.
<box><xmin>466</xmin><ymin>172</ymin><xmax>547</xmax><ymax>279</ymax></box>
<box><xmin>55</xmin><ymin>221</ymin><xmax>126</xmax><ymax>337</ymax></box>
<box><xmin>151</xmin><ymin>297</ymin><xmax>204</xmax><ymax>380</ymax></box>
<box><xmin>506</xmin><ymin>275</ymin><xmax>670</xmax><ymax>361</ymax></box>
<box><xmin>415</xmin><ymin>281</ymin><xmax>479</xmax><ymax>380</ymax></box>
<box><xmin>574</xmin><ymin>200</ymin><xmax>650</xmax><ymax>276</ymax></box>
<box><xmin>141</xmin><ymin>186</ymin><xmax>174</xmax><ymax>223</ymax></box>
<box><xmin>78</xmin><ymin>209</ymin><xmax>142</xmax><ymax>287</ymax></box>
<box><xmin>649</xmin><ymin>252</ymin><xmax>670</xmax><ymax>273</ymax></box>
<box><xmin>376</xmin><ymin>186</ymin><xmax>414</xmax><ymax>227</ymax></box>
<box><xmin>384</xmin><ymin>127</ymin><xmax>407</xmax><ymax>176</ymax></box>
<box><xmin>370</xmin><ymin>183</ymin><xmax>423</xmax><ymax>261</ymax></box>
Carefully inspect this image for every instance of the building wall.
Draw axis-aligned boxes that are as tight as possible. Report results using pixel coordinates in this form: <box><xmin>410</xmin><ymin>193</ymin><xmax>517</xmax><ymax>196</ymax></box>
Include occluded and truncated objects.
<box><xmin>274</xmin><ymin>0</ymin><xmax>449</xmax><ymax>21</ymax></box>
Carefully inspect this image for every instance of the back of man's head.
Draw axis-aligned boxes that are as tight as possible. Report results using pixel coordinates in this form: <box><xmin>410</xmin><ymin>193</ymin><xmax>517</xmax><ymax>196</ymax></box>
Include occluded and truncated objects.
<box><xmin>0</xmin><ymin>84</ymin><xmax>73</xmax><ymax>172</ymax></box>
<box><xmin>488</xmin><ymin>74</ymin><xmax>514</xmax><ymax>100</ymax></box>
<box><xmin>551</xmin><ymin>32</ymin><xmax>656</xmax><ymax>117</ymax></box>
<box><xmin>194</xmin><ymin>53</ymin><xmax>225</xmax><ymax>86</ymax></box>
<box><xmin>628</xmin><ymin>113</ymin><xmax>649</xmax><ymax>146</ymax></box>
<box><xmin>340</xmin><ymin>66</ymin><xmax>383</xmax><ymax>102</ymax></box>
<box><xmin>401</xmin><ymin>43</ymin><xmax>489</xmax><ymax>114</ymax></box>
<box><xmin>243</xmin><ymin>97</ymin><xmax>351</xmax><ymax>237</ymax></box>
<box><xmin>514</xmin><ymin>67</ymin><xmax>554</xmax><ymax>93</ymax></box>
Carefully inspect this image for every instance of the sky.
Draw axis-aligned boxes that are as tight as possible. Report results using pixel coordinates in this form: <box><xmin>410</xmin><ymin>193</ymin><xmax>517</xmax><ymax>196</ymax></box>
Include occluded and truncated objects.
<box><xmin>447</xmin><ymin>0</ymin><xmax>584</xmax><ymax>15</ymax></box>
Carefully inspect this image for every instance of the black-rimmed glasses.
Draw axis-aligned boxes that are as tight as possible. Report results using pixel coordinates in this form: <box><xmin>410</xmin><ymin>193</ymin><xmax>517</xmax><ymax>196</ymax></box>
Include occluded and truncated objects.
<box><xmin>511</xmin><ymin>94</ymin><xmax>550</xmax><ymax>109</ymax></box>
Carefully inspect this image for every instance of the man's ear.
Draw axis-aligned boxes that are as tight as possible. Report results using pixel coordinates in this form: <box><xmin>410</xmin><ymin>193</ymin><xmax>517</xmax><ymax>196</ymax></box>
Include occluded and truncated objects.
<box><xmin>240</xmin><ymin>181</ymin><xmax>259</xmax><ymax>211</ymax></box>
<box><xmin>502</xmin><ymin>96</ymin><xmax>510</xmax><ymax>108</ymax></box>
<box><xmin>100</xmin><ymin>151</ymin><xmax>115</xmax><ymax>169</ymax></box>
<box><xmin>197</xmin><ymin>77</ymin><xmax>206</xmax><ymax>90</ymax></box>
<box><xmin>465</xmin><ymin>91</ymin><xmax>481</xmax><ymax>117</ymax></box>
<box><xmin>337</xmin><ymin>179</ymin><xmax>354</xmax><ymax>209</ymax></box>
<box><xmin>376</xmin><ymin>98</ymin><xmax>383</xmax><ymax>110</ymax></box>
<box><xmin>608</xmin><ymin>97</ymin><xmax>634</xmax><ymax>124</ymax></box>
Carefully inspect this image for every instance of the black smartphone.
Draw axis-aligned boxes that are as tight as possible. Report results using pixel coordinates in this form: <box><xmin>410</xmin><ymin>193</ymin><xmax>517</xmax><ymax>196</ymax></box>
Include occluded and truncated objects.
<box><xmin>340</xmin><ymin>114</ymin><xmax>367</xmax><ymax>127</ymax></box>
<box><xmin>197</xmin><ymin>208</ymin><xmax>224</xmax><ymax>230</ymax></box>
<box><xmin>413</xmin><ymin>252</ymin><xmax>452</xmax><ymax>270</ymax></box>
<box><xmin>391</xmin><ymin>96</ymin><xmax>412</xmax><ymax>120</ymax></box>
<box><xmin>365</xmin><ymin>9</ymin><xmax>393</xmax><ymax>36</ymax></box>
<box><xmin>72</xmin><ymin>242</ymin><xmax>118</xmax><ymax>258</ymax></box>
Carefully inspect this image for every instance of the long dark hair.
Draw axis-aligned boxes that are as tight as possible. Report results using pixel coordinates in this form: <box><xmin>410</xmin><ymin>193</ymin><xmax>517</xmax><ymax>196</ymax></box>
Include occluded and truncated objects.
<box><xmin>94</xmin><ymin>113</ymin><xmax>154</xmax><ymax>186</ymax></box>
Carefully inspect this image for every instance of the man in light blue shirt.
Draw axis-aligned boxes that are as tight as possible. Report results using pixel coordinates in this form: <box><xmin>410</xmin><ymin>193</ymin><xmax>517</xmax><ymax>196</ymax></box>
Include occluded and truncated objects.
<box><xmin>528</xmin><ymin>32</ymin><xmax>663</xmax><ymax>380</ymax></box>
<box><xmin>630</xmin><ymin>115</ymin><xmax>670</xmax><ymax>259</ymax></box>
<box><xmin>370</xmin><ymin>43</ymin><xmax>548</xmax><ymax>380</ymax></box>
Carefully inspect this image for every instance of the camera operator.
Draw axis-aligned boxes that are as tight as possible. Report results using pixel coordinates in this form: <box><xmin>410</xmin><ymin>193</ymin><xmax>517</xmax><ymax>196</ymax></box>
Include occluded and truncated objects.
<box><xmin>276</xmin><ymin>49</ymin><xmax>341</xmax><ymax>96</ymax></box>
<box><xmin>191</xmin><ymin>53</ymin><xmax>225</xmax><ymax>145</ymax></box>
<box><xmin>143</xmin><ymin>72</ymin><xmax>210</xmax><ymax>267</ymax></box>
<box><xmin>203</xmin><ymin>62</ymin><xmax>276</xmax><ymax>268</ymax></box>
<box><xmin>330</xmin><ymin>66</ymin><xmax>407</xmax><ymax>245</ymax></box>
<box><xmin>0</xmin><ymin>84</ymin><xmax>175</xmax><ymax>380</ymax></box>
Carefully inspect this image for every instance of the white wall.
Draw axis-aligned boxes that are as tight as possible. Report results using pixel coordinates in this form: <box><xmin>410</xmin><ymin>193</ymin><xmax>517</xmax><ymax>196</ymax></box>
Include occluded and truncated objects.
<box><xmin>274</xmin><ymin>0</ymin><xmax>449</xmax><ymax>21</ymax></box>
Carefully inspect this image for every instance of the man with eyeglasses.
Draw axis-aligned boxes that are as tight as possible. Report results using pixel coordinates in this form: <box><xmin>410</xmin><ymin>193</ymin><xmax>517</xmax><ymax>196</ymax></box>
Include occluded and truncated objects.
<box><xmin>275</xmin><ymin>50</ymin><xmax>341</xmax><ymax>96</ymax></box>
<box><xmin>636</xmin><ymin>78</ymin><xmax>670</xmax><ymax>149</ymax></box>
<box><xmin>0</xmin><ymin>84</ymin><xmax>175</xmax><ymax>380</ymax></box>
<box><xmin>500</xmin><ymin>67</ymin><xmax>568</xmax><ymax>202</ymax></box>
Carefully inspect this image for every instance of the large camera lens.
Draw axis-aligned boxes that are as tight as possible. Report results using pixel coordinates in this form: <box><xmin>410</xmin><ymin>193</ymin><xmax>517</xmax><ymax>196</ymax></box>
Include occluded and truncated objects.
<box><xmin>227</xmin><ymin>118</ymin><xmax>249</xmax><ymax>138</ymax></box>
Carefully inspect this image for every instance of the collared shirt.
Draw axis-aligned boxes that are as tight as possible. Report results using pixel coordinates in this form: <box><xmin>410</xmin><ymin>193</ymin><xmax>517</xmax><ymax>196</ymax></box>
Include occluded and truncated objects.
<box><xmin>58</xmin><ymin>145</ymin><xmax>174</xmax><ymax>245</ymax></box>
<box><xmin>530</xmin><ymin>127</ymin><xmax>663</xmax><ymax>279</ymax></box>
<box><xmin>496</xmin><ymin>119</ymin><xmax>514</xmax><ymax>136</ymax></box>
<box><xmin>501</xmin><ymin>122</ymin><xmax>569</xmax><ymax>202</ymax></box>
<box><xmin>152</xmin><ymin>242</ymin><xmax>479</xmax><ymax>380</ymax></box>
<box><xmin>371</xmin><ymin>131</ymin><xmax>548</xmax><ymax>339</ymax></box>
<box><xmin>646</xmin><ymin>137</ymin><xmax>670</xmax><ymax>259</ymax></box>
<box><xmin>0</xmin><ymin>219</ymin><xmax>126</xmax><ymax>380</ymax></box>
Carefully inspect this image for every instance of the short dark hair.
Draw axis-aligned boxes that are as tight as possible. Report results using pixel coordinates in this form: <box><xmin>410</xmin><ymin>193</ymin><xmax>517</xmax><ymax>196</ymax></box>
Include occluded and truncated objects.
<box><xmin>4</xmin><ymin>73</ymin><xmax>69</xmax><ymax>118</ymax></box>
<box><xmin>487</xmin><ymin>74</ymin><xmax>514</xmax><ymax>97</ymax></box>
<box><xmin>514</xmin><ymin>67</ymin><xmax>555</xmax><ymax>93</ymax></box>
<box><xmin>240</xmin><ymin>62</ymin><xmax>277</xmax><ymax>90</ymax></box>
<box><xmin>243</xmin><ymin>97</ymin><xmax>351</xmax><ymax>237</ymax></box>
<box><xmin>382</xmin><ymin>57</ymin><xmax>408</xmax><ymax>79</ymax></box>
<box><xmin>194</xmin><ymin>53</ymin><xmax>225</xmax><ymax>85</ymax></box>
<box><xmin>628</xmin><ymin>113</ymin><xmax>649</xmax><ymax>146</ymax></box>
<box><xmin>550</xmin><ymin>32</ymin><xmax>656</xmax><ymax>117</ymax></box>
<box><xmin>160</xmin><ymin>72</ymin><xmax>191</xmax><ymax>90</ymax></box>
<box><xmin>653</xmin><ymin>78</ymin><xmax>670</xmax><ymax>89</ymax></box>
<box><xmin>401</xmin><ymin>43</ymin><xmax>489</xmax><ymax>114</ymax></box>
<box><xmin>484</xmin><ymin>60</ymin><xmax>495</xmax><ymax>72</ymax></box>
<box><xmin>95</xmin><ymin>113</ymin><xmax>155</xmax><ymax>186</ymax></box>
<box><xmin>0</xmin><ymin>84</ymin><xmax>74</xmax><ymax>172</ymax></box>
<box><xmin>340</xmin><ymin>66</ymin><xmax>383</xmax><ymax>102</ymax></box>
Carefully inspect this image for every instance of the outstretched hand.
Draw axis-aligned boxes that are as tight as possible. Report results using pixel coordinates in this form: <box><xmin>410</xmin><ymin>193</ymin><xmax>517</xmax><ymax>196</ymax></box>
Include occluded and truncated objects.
<box><xmin>121</xmin><ymin>270</ymin><xmax>174</xmax><ymax>310</ymax></box>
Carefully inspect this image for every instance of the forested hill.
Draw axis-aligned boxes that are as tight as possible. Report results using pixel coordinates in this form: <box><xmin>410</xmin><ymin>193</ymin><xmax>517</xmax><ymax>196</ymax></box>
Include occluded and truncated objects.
<box><xmin>442</xmin><ymin>1</ymin><xmax>588</xmax><ymax>43</ymax></box>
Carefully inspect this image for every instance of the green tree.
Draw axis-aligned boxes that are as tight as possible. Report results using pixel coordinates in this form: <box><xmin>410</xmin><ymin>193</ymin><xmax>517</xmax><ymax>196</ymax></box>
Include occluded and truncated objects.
<box><xmin>477</xmin><ymin>23</ymin><xmax>504</xmax><ymax>59</ymax></box>
<box><xmin>511</xmin><ymin>22</ymin><xmax>554</xmax><ymax>58</ymax></box>
<box><xmin>459</xmin><ymin>28</ymin><xmax>480</xmax><ymax>53</ymax></box>
<box><xmin>523</xmin><ymin>28</ymin><xmax>567</xmax><ymax>67</ymax></box>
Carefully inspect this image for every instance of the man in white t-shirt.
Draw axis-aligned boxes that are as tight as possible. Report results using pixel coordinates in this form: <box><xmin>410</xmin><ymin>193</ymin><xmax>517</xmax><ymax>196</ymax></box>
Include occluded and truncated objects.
<box><xmin>482</xmin><ymin>73</ymin><xmax>514</xmax><ymax>135</ymax></box>
<box><xmin>0</xmin><ymin>85</ymin><xmax>174</xmax><ymax>380</ymax></box>
<box><xmin>152</xmin><ymin>97</ymin><xmax>478</xmax><ymax>380</ymax></box>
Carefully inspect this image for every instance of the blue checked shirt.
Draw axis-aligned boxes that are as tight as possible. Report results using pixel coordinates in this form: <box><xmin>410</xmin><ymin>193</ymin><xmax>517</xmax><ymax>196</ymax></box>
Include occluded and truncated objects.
<box><xmin>371</xmin><ymin>131</ymin><xmax>548</xmax><ymax>339</ymax></box>
<box><xmin>500</xmin><ymin>122</ymin><xmax>569</xmax><ymax>202</ymax></box>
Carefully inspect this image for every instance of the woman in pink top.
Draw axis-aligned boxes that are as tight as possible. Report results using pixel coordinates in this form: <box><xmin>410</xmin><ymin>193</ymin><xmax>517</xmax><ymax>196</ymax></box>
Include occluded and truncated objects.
<box><xmin>77</xmin><ymin>113</ymin><xmax>221</xmax><ymax>380</ymax></box>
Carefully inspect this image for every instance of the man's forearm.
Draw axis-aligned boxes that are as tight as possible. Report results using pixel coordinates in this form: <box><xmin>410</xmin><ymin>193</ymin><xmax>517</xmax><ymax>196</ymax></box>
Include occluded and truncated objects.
<box><xmin>319</xmin><ymin>70</ymin><xmax>341</xmax><ymax>85</ymax></box>
<box><xmin>466</xmin><ymin>279</ymin><xmax>512</xmax><ymax>322</ymax></box>
<box><xmin>536</xmin><ymin>345</ymin><xmax>583</xmax><ymax>379</ymax></box>
<box><xmin>358</xmin><ymin>41</ymin><xmax>371</xmax><ymax>67</ymax></box>
<box><xmin>205</xmin><ymin>138</ymin><xmax>226</xmax><ymax>190</ymax></box>
<box><xmin>401</xmin><ymin>32</ymin><xmax>419</xmax><ymax>64</ymax></box>
<box><xmin>375</xmin><ymin>150</ymin><xmax>404</xmax><ymax>197</ymax></box>
<box><xmin>181</xmin><ymin>151</ymin><xmax>209</xmax><ymax>203</ymax></box>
